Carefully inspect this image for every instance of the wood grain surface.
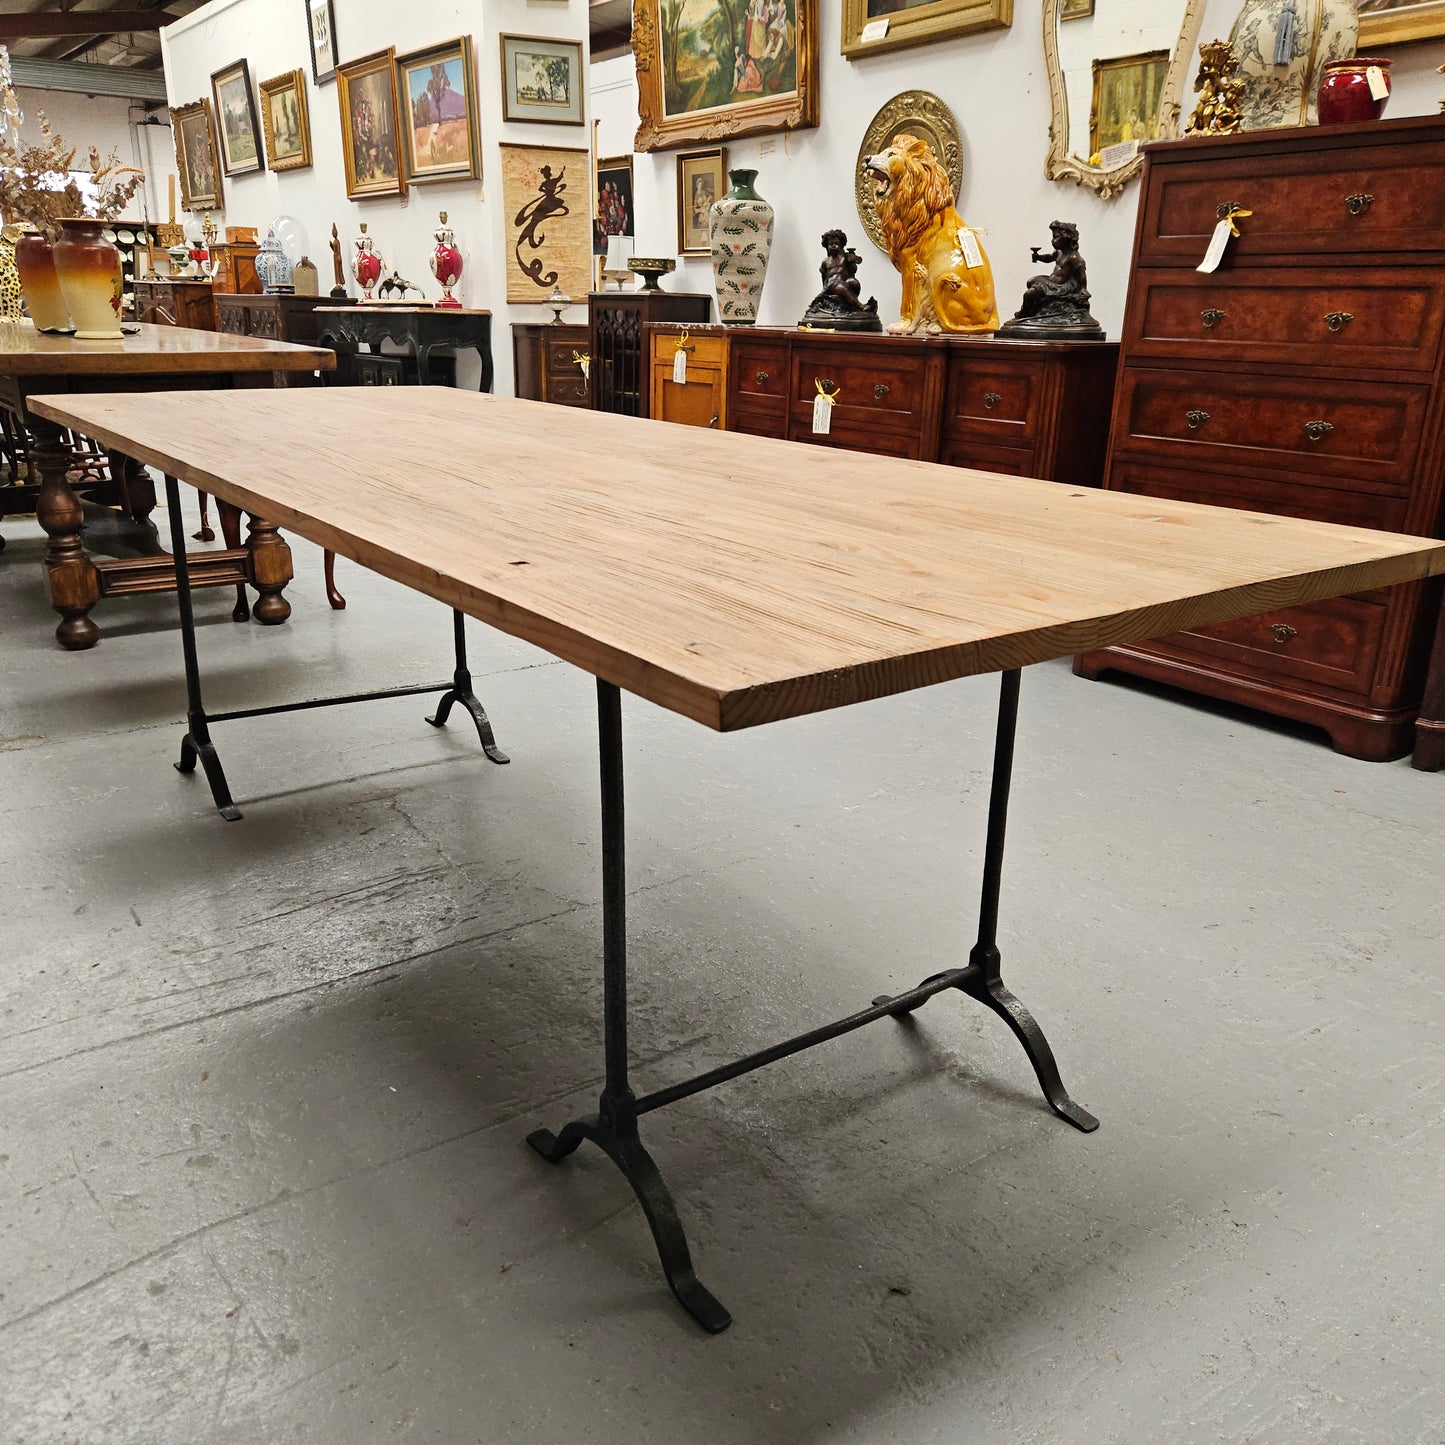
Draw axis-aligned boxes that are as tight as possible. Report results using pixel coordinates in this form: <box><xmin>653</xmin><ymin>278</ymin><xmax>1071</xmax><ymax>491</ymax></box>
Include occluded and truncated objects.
<box><xmin>0</xmin><ymin>322</ymin><xmax>333</xmax><ymax>375</ymax></box>
<box><xmin>29</xmin><ymin>386</ymin><xmax>1445</xmax><ymax>731</ymax></box>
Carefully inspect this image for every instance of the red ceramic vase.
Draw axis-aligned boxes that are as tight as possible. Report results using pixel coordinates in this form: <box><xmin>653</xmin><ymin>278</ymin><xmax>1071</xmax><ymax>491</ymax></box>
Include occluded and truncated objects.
<box><xmin>431</xmin><ymin>240</ymin><xmax>463</xmax><ymax>309</ymax></box>
<box><xmin>1317</xmin><ymin>57</ymin><xmax>1392</xmax><ymax>126</ymax></box>
<box><xmin>53</xmin><ymin>218</ymin><xmax>123</xmax><ymax>339</ymax></box>
<box><xmin>14</xmin><ymin>229</ymin><xmax>70</xmax><ymax>331</ymax></box>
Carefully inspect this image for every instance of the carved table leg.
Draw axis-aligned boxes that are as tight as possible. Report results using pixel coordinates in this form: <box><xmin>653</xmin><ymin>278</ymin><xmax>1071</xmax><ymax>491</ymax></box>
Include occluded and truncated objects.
<box><xmin>112</xmin><ymin>451</ymin><xmax>157</xmax><ymax>528</ymax></box>
<box><xmin>33</xmin><ymin>416</ymin><xmax>100</xmax><ymax>650</ymax></box>
<box><xmin>246</xmin><ymin>516</ymin><xmax>293</xmax><ymax>625</ymax></box>
<box><xmin>323</xmin><ymin>550</ymin><xmax>346</xmax><ymax>609</ymax></box>
<box><xmin>194</xmin><ymin>490</ymin><xmax>216</xmax><ymax>542</ymax></box>
<box><xmin>216</xmin><ymin>499</ymin><xmax>250</xmax><ymax>621</ymax></box>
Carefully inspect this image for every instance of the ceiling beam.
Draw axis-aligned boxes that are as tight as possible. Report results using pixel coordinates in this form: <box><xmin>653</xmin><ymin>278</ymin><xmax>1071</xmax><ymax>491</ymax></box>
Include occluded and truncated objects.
<box><xmin>0</xmin><ymin>11</ymin><xmax>171</xmax><ymax>41</ymax></box>
<box><xmin>10</xmin><ymin>56</ymin><xmax>168</xmax><ymax>102</ymax></box>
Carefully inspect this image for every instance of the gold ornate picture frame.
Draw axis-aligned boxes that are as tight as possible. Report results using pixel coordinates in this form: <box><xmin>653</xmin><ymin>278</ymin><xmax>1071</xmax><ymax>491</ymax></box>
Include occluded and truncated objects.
<box><xmin>397</xmin><ymin>36</ymin><xmax>482</xmax><ymax>183</ymax></box>
<box><xmin>677</xmin><ymin>147</ymin><xmax>726</xmax><ymax>255</ymax></box>
<box><xmin>170</xmin><ymin>98</ymin><xmax>224</xmax><ymax>211</ymax></box>
<box><xmin>1358</xmin><ymin>0</ymin><xmax>1445</xmax><ymax>45</ymax></box>
<box><xmin>841</xmin><ymin>0</ymin><xmax>1011</xmax><ymax>58</ymax></box>
<box><xmin>634</xmin><ymin>0</ymin><xmax>818</xmax><ymax>153</ymax></box>
<box><xmin>258</xmin><ymin>69</ymin><xmax>313</xmax><ymax>172</ymax></box>
<box><xmin>336</xmin><ymin>48</ymin><xmax>407</xmax><ymax>200</ymax></box>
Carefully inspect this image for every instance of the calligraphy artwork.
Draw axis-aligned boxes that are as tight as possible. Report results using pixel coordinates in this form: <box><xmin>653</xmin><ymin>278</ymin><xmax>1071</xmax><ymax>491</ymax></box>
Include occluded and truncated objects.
<box><xmin>499</xmin><ymin>144</ymin><xmax>592</xmax><ymax>303</ymax></box>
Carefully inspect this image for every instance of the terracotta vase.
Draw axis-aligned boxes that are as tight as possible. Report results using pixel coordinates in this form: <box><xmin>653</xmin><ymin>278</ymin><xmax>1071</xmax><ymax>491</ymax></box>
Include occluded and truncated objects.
<box><xmin>53</xmin><ymin>218</ymin><xmax>123</xmax><ymax>339</ymax></box>
<box><xmin>708</xmin><ymin>169</ymin><xmax>775</xmax><ymax>326</ymax></box>
<box><xmin>1227</xmin><ymin>0</ymin><xmax>1358</xmax><ymax>129</ymax></box>
<box><xmin>14</xmin><ymin>229</ymin><xmax>70</xmax><ymax>331</ymax></box>
<box><xmin>1317</xmin><ymin>57</ymin><xmax>1392</xmax><ymax>124</ymax></box>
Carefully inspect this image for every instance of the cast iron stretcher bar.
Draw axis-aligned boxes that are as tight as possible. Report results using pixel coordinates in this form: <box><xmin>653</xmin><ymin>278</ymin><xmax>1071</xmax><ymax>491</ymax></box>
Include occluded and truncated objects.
<box><xmin>31</xmin><ymin>387</ymin><xmax>1445</xmax><ymax>1334</ymax></box>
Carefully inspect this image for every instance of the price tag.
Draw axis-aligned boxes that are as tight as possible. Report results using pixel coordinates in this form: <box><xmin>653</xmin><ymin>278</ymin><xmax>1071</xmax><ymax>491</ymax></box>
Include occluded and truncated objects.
<box><xmin>673</xmin><ymin>347</ymin><xmax>688</xmax><ymax>384</ymax></box>
<box><xmin>812</xmin><ymin>390</ymin><xmax>833</xmax><ymax>435</ymax></box>
<box><xmin>860</xmin><ymin>17</ymin><xmax>889</xmax><ymax>40</ymax></box>
<box><xmin>959</xmin><ymin>227</ymin><xmax>984</xmax><ymax>271</ymax></box>
<box><xmin>1099</xmin><ymin>139</ymin><xmax>1139</xmax><ymax>170</ymax></box>
<box><xmin>1196</xmin><ymin>218</ymin><xmax>1233</xmax><ymax>274</ymax></box>
<box><xmin>1367</xmin><ymin>65</ymin><xmax>1389</xmax><ymax>100</ymax></box>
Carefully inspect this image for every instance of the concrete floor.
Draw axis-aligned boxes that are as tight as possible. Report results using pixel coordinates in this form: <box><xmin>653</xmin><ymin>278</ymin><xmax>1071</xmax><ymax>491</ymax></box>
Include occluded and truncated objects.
<box><xmin>0</xmin><ymin>503</ymin><xmax>1441</xmax><ymax>1445</ymax></box>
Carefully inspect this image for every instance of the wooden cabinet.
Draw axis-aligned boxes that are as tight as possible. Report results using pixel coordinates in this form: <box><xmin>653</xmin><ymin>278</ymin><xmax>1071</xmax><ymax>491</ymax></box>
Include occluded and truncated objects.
<box><xmin>512</xmin><ymin>322</ymin><xmax>591</xmax><ymax>408</ymax></box>
<box><xmin>210</xmin><ymin>242</ymin><xmax>261</xmax><ymax>296</ymax></box>
<box><xmin>647</xmin><ymin>324</ymin><xmax>727</xmax><ymax>429</ymax></box>
<box><xmin>1076</xmin><ymin>117</ymin><xmax>1445</xmax><ymax>762</ymax></box>
<box><xmin>133</xmin><ymin>279</ymin><xmax>217</xmax><ymax>331</ymax></box>
<box><xmin>215</xmin><ymin>294</ymin><xmax>337</xmax><ymax>386</ymax></box>
<box><xmin>589</xmin><ymin>290</ymin><xmax>711</xmax><ymax>418</ymax></box>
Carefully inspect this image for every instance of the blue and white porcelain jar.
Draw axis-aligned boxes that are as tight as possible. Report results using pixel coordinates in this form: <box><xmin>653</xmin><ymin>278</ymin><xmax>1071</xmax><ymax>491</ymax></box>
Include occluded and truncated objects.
<box><xmin>254</xmin><ymin>225</ymin><xmax>294</xmax><ymax>293</ymax></box>
<box><xmin>708</xmin><ymin>169</ymin><xmax>774</xmax><ymax>327</ymax></box>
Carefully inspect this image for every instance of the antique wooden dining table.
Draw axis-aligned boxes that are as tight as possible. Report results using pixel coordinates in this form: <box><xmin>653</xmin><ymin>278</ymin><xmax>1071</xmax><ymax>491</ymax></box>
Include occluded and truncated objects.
<box><xmin>0</xmin><ymin>322</ymin><xmax>333</xmax><ymax>649</ymax></box>
<box><xmin>29</xmin><ymin>386</ymin><xmax>1445</xmax><ymax>1333</ymax></box>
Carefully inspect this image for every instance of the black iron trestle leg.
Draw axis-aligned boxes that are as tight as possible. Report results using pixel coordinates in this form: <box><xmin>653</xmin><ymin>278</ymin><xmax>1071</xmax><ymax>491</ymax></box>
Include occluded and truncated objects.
<box><xmin>873</xmin><ymin>669</ymin><xmax>1098</xmax><ymax>1132</ymax></box>
<box><xmin>426</xmin><ymin>609</ymin><xmax>510</xmax><ymax>764</ymax></box>
<box><xmin>165</xmin><ymin>475</ymin><xmax>242</xmax><ymax>822</ymax></box>
<box><xmin>528</xmin><ymin>680</ymin><xmax>730</xmax><ymax>1334</ymax></box>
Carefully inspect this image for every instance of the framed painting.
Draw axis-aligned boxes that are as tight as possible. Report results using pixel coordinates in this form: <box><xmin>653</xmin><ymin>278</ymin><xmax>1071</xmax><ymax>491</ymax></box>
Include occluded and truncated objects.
<box><xmin>499</xmin><ymin>144</ymin><xmax>593</xmax><ymax>304</ymax></box>
<box><xmin>1089</xmin><ymin>49</ymin><xmax>1168</xmax><ymax>159</ymax></box>
<box><xmin>841</xmin><ymin>0</ymin><xmax>1011</xmax><ymax>57</ymax></box>
<box><xmin>594</xmin><ymin>156</ymin><xmax>634</xmax><ymax>256</ymax></box>
<box><xmin>337</xmin><ymin>49</ymin><xmax>407</xmax><ymax>200</ymax></box>
<box><xmin>676</xmin><ymin>146</ymin><xmax>726</xmax><ymax>255</ymax></box>
<box><xmin>258</xmin><ymin>69</ymin><xmax>312</xmax><ymax>172</ymax></box>
<box><xmin>170</xmin><ymin>98</ymin><xmax>223</xmax><ymax>211</ymax></box>
<box><xmin>306</xmin><ymin>0</ymin><xmax>339</xmax><ymax>85</ymax></box>
<box><xmin>1358</xmin><ymin>0</ymin><xmax>1445</xmax><ymax>44</ymax></box>
<box><xmin>500</xmin><ymin>34</ymin><xmax>585</xmax><ymax>126</ymax></box>
<box><xmin>210</xmin><ymin>59</ymin><xmax>264</xmax><ymax>176</ymax></box>
<box><xmin>1061</xmin><ymin>0</ymin><xmax>1094</xmax><ymax>17</ymax></box>
<box><xmin>396</xmin><ymin>36</ymin><xmax>481</xmax><ymax>184</ymax></box>
<box><xmin>634</xmin><ymin>0</ymin><xmax>818</xmax><ymax>152</ymax></box>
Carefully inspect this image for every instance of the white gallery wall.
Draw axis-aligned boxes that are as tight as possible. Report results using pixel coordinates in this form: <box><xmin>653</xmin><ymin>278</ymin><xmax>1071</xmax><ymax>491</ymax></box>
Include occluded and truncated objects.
<box><xmin>161</xmin><ymin>0</ymin><xmax>591</xmax><ymax>395</ymax></box>
<box><xmin>593</xmin><ymin>0</ymin><xmax>1445</xmax><ymax>337</ymax></box>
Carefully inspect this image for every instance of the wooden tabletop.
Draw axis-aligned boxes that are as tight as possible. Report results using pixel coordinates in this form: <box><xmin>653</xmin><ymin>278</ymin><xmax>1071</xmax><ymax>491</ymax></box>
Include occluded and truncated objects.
<box><xmin>29</xmin><ymin>387</ymin><xmax>1445</xmax><ymax>731</ymax></box>
<box><xmin>0</xmin><ymin>322</ymin><xmax>333</xmax><ymax>375</ymax></box>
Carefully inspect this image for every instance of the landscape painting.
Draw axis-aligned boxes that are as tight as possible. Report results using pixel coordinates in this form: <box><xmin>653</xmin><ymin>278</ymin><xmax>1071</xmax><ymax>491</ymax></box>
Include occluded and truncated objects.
<box><xmin>500</xmin><ymin>34</ymin><xmax>584</xmax><ymax>126</ymax></box>
<box><xmin>397</xmin><ymin>37</ymin><xmax>480</xmax><ymax>182</ymax></box>
<box><xmin>210</xmin><ymin>59</ymin><xmax>264</xmax><ymax>175</ymax></box>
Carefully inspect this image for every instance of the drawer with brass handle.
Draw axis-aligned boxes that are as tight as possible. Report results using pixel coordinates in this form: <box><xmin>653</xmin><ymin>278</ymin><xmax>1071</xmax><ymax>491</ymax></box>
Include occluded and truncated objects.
<box><xmin>787</xmin><ymin>346</ymin><xmax>928</xmax><ymax>430</ymax></box>
<box><xmin>943</xmin><ymin>355</ymin><xmax>1041</xmax><ymax>441</ymax></box>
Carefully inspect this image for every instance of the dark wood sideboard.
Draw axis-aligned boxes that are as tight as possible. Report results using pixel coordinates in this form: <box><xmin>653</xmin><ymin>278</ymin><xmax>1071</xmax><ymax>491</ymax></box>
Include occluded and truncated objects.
<box><xmin>217</xmin><ymin>294</ymin><xmax>340</xmax><ymax>386</ymax></box>
<box><xmin>134</xmin><ymin>279</ymin><xmax>218</xmax><ymax>331</ymax></box>
<box><xmin>1075</xmin><ymin>116</ymin><xmax>1445</xmax><ymax>761</ymax></box>
<box><xmin>590</xmin><ymin>290</ymin><xmax>711</xmax><ymax>418</ymax></box>
<box><xmin>513</xmin><ymin>322</ymin><xmax>591</xmax><ymax>408</ymax></box>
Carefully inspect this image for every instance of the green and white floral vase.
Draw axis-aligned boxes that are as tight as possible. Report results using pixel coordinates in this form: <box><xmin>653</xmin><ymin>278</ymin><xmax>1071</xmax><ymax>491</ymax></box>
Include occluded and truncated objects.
<box><xmin>709</xmin><ymin>169</ymin><xmax>774</xmax><ymax>327</ymax></box>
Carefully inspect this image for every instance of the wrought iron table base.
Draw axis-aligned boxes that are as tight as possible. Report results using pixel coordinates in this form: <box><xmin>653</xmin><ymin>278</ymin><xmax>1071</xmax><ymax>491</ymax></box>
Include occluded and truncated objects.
<box><xmin>163</xmin><ymin>474</ymin><xmax>508</xmax><ymax>822</ymax></box>
<box><xmin>529</xmin><ymin>671</ymin><xmax>1096</xmax><ymax>1334</ymax></box>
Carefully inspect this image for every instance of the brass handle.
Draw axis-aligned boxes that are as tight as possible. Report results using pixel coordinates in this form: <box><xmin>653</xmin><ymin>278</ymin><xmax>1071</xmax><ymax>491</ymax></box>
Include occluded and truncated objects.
<box><xmin>1304</xmin><ymin>419</ymin><xmax>1334</xmax><ymax>441</ymax></box>
<box><xmin>874</xmin><ymin>383</ymin><xmax>890</xmax><ymax>399</ymax></box>
<box><xmin>1216</xmin><ymin>200</ymin><xmax>1246</xmax><ymax>219</ymax></box>
<box><xmin>1185</xmin><ymin>408</ymin><xmax>1210</xmax><ymax>429</ymax></box>
<box><xmin>674</xmin><ymin>342</ymin><xmax>696</xmax><ymax>354</ymax></box>
<box><xmin>708</xmin><ymin>415</ymin><xmax>719</xmax><ymax>428</ymax></box>
<box><xmin>983</xmin><ymin>391</ymin><xmax>1002</xmax><ymax>409</ymax></box>
<box><xmin>1201</xmin><ymin>308</ymin><xmax>1226</xmax><ymax>329</ymax></box>
<box><xmin>817</xmin><ymin>378</ymin><xmax>839</xmax><ymax>395</ymax></box>
<box><xmin>1324</xmin><ymin>310</ymin><xmax>1354</xmax><ymax>332</ymax></box>
<box><xmin>1345</xmin><ymin>192</ymin><xmax>1375</xmax><ymax>217</ymax></box>
<box><xmin>1271</xmin><ymin>623</ymin><xmax>1298</xmax><ymax>642</ymax></box>
<box><xmin>754</xmin><ymin>369</ymin><xmax>770</xmax><ymax>384</ymax></box>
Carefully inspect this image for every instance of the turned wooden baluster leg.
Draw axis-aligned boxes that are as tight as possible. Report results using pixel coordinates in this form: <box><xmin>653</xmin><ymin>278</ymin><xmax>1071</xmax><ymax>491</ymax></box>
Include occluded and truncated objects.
<box><xmin>246</xmin><ymin>515</ymin><xmax>293</xmax><ymax>624</ymax></box>
<box><xmin>216</xmin><ymin>499</ymin><xmax>250</xmax><ymax>621</ymax></box>
<box><xmin>33</xmin><ymin>415</ymin><xmax>101</xmax><ymax>650</ymax></box>
<box><xmin>113</xmin><ymin>452</ymin><xmax>157</xmax><ymax>528</ymax></box>
<box><xmin>323</xmin><ymin>550</ymin><xmax>346</xmax><ymax>609</ymax></box>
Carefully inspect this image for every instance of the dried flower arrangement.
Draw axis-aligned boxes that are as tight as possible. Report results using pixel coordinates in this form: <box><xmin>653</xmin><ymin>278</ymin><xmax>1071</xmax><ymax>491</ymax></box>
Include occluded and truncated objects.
<box><xmin>0</xmin><ymin>112</ymin><xmax>145</xmax><ymax>241</ymax></box>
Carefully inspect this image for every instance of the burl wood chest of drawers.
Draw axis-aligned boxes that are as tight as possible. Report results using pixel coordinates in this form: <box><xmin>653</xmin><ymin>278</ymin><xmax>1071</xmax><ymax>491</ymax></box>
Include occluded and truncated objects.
<box><xmin>1075</xmin><ymin>117</ymin><xmax>1445</xmax><ymax>761</ymax></box>
<box><xmin>512</xmin><ymin>322</ymin><xmax>591</xmax><ymax>408</ymax></box>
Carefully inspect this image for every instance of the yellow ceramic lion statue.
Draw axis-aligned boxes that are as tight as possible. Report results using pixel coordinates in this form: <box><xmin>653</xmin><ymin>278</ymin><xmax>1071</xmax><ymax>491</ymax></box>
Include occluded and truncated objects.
<box><xmin>863</xmin><ymin>134</ymin><xmax>999</xmax><ymax>336</ymax></box>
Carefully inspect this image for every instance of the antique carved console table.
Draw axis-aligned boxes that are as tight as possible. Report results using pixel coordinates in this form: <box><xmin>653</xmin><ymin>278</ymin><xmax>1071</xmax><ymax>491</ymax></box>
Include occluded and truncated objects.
<box><xmin>314</xmin><ymin>306</ymin><xmax>493</xmax><ymax>391</ymax></box>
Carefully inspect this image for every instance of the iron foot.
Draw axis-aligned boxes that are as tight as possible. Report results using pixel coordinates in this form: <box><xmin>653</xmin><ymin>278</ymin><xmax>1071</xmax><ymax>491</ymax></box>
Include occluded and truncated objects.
<box><xmin>527</xmin><ymin>1114</ymin><xmax>731</xmax><ymax>1333</ymax></box>
<box><xmin>426</xmin><ymin>688</ymin><xmax>510</xmax><ymax>764</ymax></box>
<box><xmin>174</xmin><ymin>732</ymin><xmax>243</xmax><ymax>822</ymax></box>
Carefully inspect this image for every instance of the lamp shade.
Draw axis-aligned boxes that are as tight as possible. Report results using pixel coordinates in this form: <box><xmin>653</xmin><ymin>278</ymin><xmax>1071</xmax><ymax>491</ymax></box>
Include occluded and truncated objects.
<box><xmin>605</xmin><ymin>234</ymin><xmax>633</xmax><ymax>271</ymax></box>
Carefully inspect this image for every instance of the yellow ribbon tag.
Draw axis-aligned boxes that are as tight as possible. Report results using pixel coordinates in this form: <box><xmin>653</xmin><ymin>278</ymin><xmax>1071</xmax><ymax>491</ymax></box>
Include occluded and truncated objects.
<box><xmin>1221</xmin><ymin>205</ymin><xmax>1253</xmax><ymax>237</ymax></box>
<box><xmin>812</xmin><ymin>382</ymin><xmax>837</xmax><ymax>436</ymax></box>
<box><xmin>815</xmin><ymin>380</ymin><xmax>839</xmax><ymax>403</ymax></box>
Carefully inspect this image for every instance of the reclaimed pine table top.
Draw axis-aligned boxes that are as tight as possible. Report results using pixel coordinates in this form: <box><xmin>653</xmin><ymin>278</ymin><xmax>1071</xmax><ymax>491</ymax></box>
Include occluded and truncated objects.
<box><xmin>29</xmin><ymin>386</ymin><xmax>1445</xmax><ymax>731</ymax></box>
<box><xmin>0</xmin><ymin>321</ymin><xmax>333</xmax><ymax>376</ymax></box>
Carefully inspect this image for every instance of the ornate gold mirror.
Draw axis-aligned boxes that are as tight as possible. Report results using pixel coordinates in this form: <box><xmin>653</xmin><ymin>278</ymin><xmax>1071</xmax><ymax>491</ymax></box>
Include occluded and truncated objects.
<box><xmin>1043</xmin><ymin>0</ymin><xmax>1206</xmax><ymax>198</ymax></box>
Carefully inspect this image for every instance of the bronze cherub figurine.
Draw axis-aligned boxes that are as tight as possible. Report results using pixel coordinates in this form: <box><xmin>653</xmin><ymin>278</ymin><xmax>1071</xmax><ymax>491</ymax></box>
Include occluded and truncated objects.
<box><xmin>798</xmin><ymin>228</ymin><xmax>882</xmax><ymax>333</ymax></box>
<box><xmin>997</xmin><ymin>220</ymin><xmax>1105</xmax><ymax>341</ymax></box>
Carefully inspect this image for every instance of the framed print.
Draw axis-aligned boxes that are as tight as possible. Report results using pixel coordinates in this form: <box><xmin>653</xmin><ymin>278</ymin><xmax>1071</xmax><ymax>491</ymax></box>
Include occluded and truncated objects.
<box><xmin>676</xmin><ymin>147</ymin><xmax>725</xmax><ymax>255</ymax></box>
<box><xmin>1061</xmin><ymin>0</ymin><xmax>1094</xmax><ymax>17</ymax></box>
<box><xmin>170</xmin><ymin>98</ymin><xmax>223</xmax><ymax>211</ymax></box>
<box><xmin>1358</xmin><ymin>0</ymin><xmax>1445</xmax><ymax>44</ymax></box>
<box><xmin>841</xmin><ymin>0</ymin><xmax>1011</xmax><ymax>58</ymax></box>
<box><xmin>500</xmin><ymin>34</ymin><xmax>585</xmax><ymax>126</ymax></box>
<box><xmin>306</xmin><ymin>0</ymin><xmax>339</xmax><ymax>85</ymax></box>
<box><xmin>594</xmin><ymin>155</ymin><xmax>634</xmax><ymax>256</ymax></box>
<box><xmin>210</xmin><ymin>59</ymin><xmax>264</xmax><ymax>176</ymax></box>
<box><xmin>337</xmin><ymin>49</ymin><xmax>407</xmax><ymax>200</ymax></box>
<box><xmin>634</xmin><ymin>0</ymin><xmax>818</xmax><ymax>152</ymax></box>
<box><xmin>258</xmin><ymin>69</ymin><xmax>312</xmax><ymax>172</ymax></box>
<box><xmin>499</xmin><ymin>144</ymin><xmax>592</xmax><ymax>304</ymax></box>
<box><xmin>1089</xmin><ymin>49</ymin><xmax>1168</xmax><ymax>159</ymax></box>
<box><xmin>396</xmin><ymin>36</ymin><xmax>481</xmax><ymax>183</ymax></box>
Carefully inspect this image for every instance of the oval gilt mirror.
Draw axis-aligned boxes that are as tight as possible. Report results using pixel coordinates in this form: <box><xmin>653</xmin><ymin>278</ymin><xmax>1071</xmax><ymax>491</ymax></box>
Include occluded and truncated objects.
<box><xmin>1043</xmin><ymin>0</ymin><xmax>1206</xmax><ymax>198</ymax></box>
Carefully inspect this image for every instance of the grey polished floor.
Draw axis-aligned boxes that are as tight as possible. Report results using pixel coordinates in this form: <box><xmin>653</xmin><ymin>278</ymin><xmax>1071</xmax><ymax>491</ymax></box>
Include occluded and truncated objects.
<box><xmin>1</xmin><ymin>505</ymin><xmax>1441</xmax><ymax>1445</ymax></box>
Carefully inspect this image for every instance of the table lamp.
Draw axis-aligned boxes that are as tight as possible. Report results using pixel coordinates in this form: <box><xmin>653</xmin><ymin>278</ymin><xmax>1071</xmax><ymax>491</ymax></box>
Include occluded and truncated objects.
<box><xmin>603</xmin><ymin>234</ymin><xmax>634</xmax><ymax>291</ymax></box>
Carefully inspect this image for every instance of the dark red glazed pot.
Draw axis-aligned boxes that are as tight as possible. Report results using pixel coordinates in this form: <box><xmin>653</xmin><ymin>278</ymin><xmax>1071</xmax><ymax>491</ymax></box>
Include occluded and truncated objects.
<box><xmin>1317</xmin><ymin>57</ymin><xmax>1392</xmax><ymax>126</ymax></box>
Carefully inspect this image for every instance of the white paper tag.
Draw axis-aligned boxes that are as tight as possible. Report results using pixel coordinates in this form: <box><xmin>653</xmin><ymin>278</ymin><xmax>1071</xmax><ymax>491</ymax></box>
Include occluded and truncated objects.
<box><xmin>1196</xmin><ymin>218</ymin><xmax>1233</xmax><ymax>274</ymax></box>
<box><xmin>959</xmin><ymin>228</ymin><xmax>984</xmax><ymax>270</ymax></box>
<box><xmin>1367</xmin><ymin>65</ymin><xmax>1388</xmax><ymax>100</ymax></box>
<box><xmin>861</xmin><ymin>17</ymin><xmax>889</xmax><ymax>40</ymax></box>
<box><xmin>1099</xmin><ymin>139</ymin><xmax>1140</xmax><ymax>169</ymax></box>
<box><xmin>673</xmin><ymin>347</ymin><xmax>687</xmax><ymax>384</ymax></box>
<box><xmin>812</xmin><ymin>393</ymin><xmax>833</xmax><ymax>435</ymax></box>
